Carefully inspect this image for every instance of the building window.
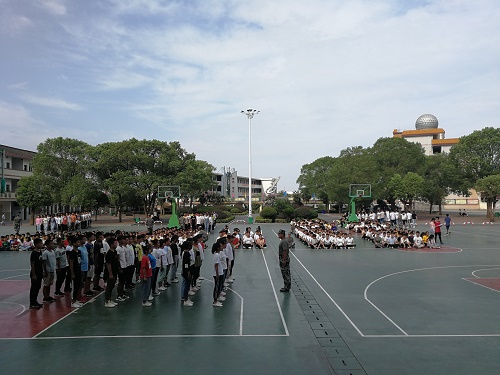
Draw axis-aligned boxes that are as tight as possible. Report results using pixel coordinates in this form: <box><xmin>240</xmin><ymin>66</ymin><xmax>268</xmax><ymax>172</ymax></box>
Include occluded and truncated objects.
<box><xmin>6</xmin><ymin>185</ymin><xmax>10</xmax><ymax>192</ymax></box>
<box><xmin>23</xmin><ymin>165</ymin><xmax>28</xmax><ymax>171</ymax></box>
<box><xmin>6</xmin><ymin>162</ymin><xmax>10</xmax><ymax>169</ymax></box>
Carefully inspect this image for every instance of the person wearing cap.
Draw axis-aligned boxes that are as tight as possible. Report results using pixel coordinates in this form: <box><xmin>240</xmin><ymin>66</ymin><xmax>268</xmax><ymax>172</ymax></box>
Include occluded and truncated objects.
<box><xmin>277</xmin><ymin>229</ymin><xmax>291</xmax><ymax>292</ymax></box>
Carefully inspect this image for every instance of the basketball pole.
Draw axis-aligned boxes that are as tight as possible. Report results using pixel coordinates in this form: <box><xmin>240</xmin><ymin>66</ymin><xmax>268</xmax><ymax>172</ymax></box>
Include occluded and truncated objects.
<box><xmin>168</xmin><ymin>198</ymin><xmax>180</xmax><ymax>228</ymax></box>
<box><xmin>348</xmin><ymin>197</ymin><xmax>359</xmax><ymax>223</ymax></box>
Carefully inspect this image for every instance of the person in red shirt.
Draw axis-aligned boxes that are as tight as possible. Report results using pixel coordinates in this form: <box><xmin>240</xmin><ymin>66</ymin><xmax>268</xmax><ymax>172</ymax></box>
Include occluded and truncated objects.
<box><xmin>70</xmin><ymin>213</ymin><xmax>77</xmax><ymax>231</ymax></box>
<box><xmin>140</xmin><ymin>244</ymin><xmax>153</xmax><ymax>307</ymax></box>
<box><xmin>434</xmin><ymin>217</ymin><xmax>443</xmax><ymax>245</ymax></box>
<box><xmin>62</xmin><ymin>214</ymin><xmax>69</xmax><ymax>232</ymax></box>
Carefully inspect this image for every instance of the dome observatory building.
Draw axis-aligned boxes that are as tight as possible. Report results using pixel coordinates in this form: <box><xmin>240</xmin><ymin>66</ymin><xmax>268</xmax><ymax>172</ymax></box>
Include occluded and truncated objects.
<box><xmin>392</xmin><ymin>114</ymin><xmax>484</xmax><ymax>212</ymax></box>
<box><xmin>393</xmin><ymin>114</ymin><xmax>459</xmax><ymax>156</ymax></box>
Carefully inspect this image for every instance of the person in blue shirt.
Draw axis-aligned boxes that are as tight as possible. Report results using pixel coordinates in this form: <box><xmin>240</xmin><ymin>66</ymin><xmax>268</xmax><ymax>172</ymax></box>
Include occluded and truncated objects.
<box><xmin>444</xmin><ymin>214</ymin><xmax>452</xmax><ymax>235</ymax></box>
<box><xmin>78</xmin><ymin>236</ymin><xmax>89</xmax><ymax>301</ymax></box>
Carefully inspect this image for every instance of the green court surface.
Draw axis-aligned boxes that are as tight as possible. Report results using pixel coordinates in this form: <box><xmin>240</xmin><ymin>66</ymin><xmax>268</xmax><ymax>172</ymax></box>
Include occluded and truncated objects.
<box><xmin>1</xmin><ymin>221</ymin><xmax>500</xmax><ymax>374</ymax></box>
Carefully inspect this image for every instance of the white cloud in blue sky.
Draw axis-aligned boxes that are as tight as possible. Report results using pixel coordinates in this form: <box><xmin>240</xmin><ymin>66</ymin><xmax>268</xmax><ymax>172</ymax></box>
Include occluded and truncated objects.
<box><xmin>1</xmin><ymin>0</ymin><xmax>499</xmax><ymax>190</ymax></box>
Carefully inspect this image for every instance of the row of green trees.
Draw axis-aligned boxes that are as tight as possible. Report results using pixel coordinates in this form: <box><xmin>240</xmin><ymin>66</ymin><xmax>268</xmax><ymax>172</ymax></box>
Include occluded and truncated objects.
<box><xmin>16</xmin><ymin>138</ymin><xmax>216</xmax><ymax>222</ymax></box>
<box><xmin>296</xmin><ymin>127</ymin><xmax>500</xmax><ymax>220</ymax></box>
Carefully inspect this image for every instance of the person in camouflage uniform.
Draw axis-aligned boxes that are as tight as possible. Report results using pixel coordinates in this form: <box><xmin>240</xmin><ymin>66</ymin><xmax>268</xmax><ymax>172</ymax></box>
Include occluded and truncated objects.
<box><xmin>278</xmin><ymin>229</ymin><xmax>291</xmax><ymax>292</ymax></box>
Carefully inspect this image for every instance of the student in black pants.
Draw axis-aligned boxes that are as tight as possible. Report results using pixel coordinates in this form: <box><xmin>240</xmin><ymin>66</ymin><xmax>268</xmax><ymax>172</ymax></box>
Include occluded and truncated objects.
<box><xmin>29</xmin><ymin>238</ymin><xmax>44</xmax><ymax>309</ymax></box>
<box><xmin>68</xmin><ymin>236</ymin><xmax>83</xmax><ymax>308</ymax></box>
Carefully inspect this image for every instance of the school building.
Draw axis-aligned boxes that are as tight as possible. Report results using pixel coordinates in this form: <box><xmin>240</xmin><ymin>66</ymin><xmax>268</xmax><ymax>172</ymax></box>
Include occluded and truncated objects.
<box><xmin>393</xmin><ymin>114</ymin><xmax>484</xmax><ymax>211</ymax></box>
<box><xmin>0</xmin><ymin>145</ymin><xmax>36</xmax><ymax>221</ymax></box>
<box><xmin>211</xmin><ymin>168</ymin><xmax>280</xmax><ymax>202</ymax></box>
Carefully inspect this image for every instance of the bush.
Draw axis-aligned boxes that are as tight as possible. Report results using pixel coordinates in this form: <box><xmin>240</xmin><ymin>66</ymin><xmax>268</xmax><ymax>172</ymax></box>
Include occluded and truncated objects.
<box><xmin>215</xmin><ymin>210</ymin><xmax>231</xmax><ymax>220</ymax></box>
<box><xmin>255</xmin><ymin>216</ymin><xmax>273</xmax><ymax>223</ymax></box>
<box><xmin>279</xmin><ymin>207</ymin><xmax>295</xmax><ymax>221</ymax></box>
<box><xmin>217</xmin><ymin>215</ymin><xmax>235</xmax><ymax>223</ymax></box>
<box><xmin>230</xmin><ymin>207</ymin><xmax>241</xmax><ymax>214</ymax></box>
<box><xmin>195</xmin><ymin>206</ymin><xmax>217</xmax><ymax>214</ymax></box>
<box><xmin>260</xmin><ymin>206</ymin><xmax>278</xmax><ymax>221</ymax></box>
<box><xmin>275</xmin><ymin>219</ymin><xmax>290</xmax><ymax>223</ymax></box>
<box><xmin>294</xmin><ymin>206</ymin><xmax>318</xmax><ymax>219</ymax></box>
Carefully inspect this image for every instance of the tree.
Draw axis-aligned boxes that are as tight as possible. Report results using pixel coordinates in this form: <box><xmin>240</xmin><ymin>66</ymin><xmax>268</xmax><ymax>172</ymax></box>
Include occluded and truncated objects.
<box><xmin>387</xmin><ymin>172</ymin><xmax>424</xmax><ymax>210</ymax></box>
<box><xmin>297</xmin><ymin>156</ymin><xmax>335</xmax><ymax>209</ymax></box>
<box><xmin>448</xmin><ymin>127</ymin><xmax>500</xmax><ymax>189</ymax></box>
<box><xmin>421</xmin><ymin>154</ymin><xmax>451</xmax><ymax>214</ymax></box>
<box><xmin>292</xmin><ymin>190</ymin><xmax>303</xmax><ymax>206</ymax></box>
<box><xmin>260</xmin><ymin>206</ymin><xmax>278</xmax><ymax>222</ymax></box>
<box><xmin>176</xmin><ymin>159</ymin><xmax>216</xmax><ymax>208</ymax></box>
<box><xmin>368</xmin><ymin>137</ymin><xmax>426</xmax><ymax>207</ymax></box>
<box><xmin>92</xmin><ymin>139</ymin><xmax>195</xmax><ymax>220</ymax></box>
<box><xmin>16</xmin><ymin>175</ymin><xmax>53</xmax><ymax>224</ymax></box>
<box><xmin>475</xmin><ymin>174</ymin><xmax>500</xmax><ymax>222</ymax></box>
<box><xmin>33</xmin><ymin>137</ymin><xmax>92</xmax><ymax>204</ymax></box>
<box><xmin>60</xmin><ymin>175</ymin><xmax>100</xmax><ymax>210</ymax></box>
<box><xmin>325</xmin><ymin>146</ymin><xmax>376</xmax><ymax>206</ymax></box>
<box><xmin>448</xmin><ymin>127</ymin><xmax>500</xmax><ymax>219</ymax></box>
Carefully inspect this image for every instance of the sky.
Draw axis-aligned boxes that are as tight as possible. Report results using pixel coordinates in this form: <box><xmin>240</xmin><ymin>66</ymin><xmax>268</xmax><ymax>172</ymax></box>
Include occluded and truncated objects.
<box><xmin>1</xmin><ymin>0</ymin><xmax>499</xmax><ymax>191</ymax></box>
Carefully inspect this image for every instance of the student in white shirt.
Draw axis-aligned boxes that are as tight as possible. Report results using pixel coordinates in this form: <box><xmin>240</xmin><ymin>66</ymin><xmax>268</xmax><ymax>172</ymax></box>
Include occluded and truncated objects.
<box><xmin>116</xmin><ymin>236</ymin><xmax>129</xmax><ymax>301</ymax></box>
<box><xmin>151</xmin><ymin>239</ymin><xmax>162</xmax><ymax>296</ymax></box>
<box><xmin>217</xmin><ymin>237</ymin><xmax>228</xmax><ymax>301</ymax></box>
<box><xmin>225</xmin><ymin>237</ymin><xmax>234</xmax><ymax>284</ymax></box>
<box><xmin>157</xmin><ymin>239</ymin><xmax>168</xmax><ymax>291</ymax></box>
<box><xmin>242</xmin><ymin>229</ymin><xmax>254</xmax><ymax>249</ymax></box>
<box><xmin>212</xmin><ymin>242</ymin><xmax>223</xmax><ymax>307</ymax></box>
<box><xmin>163</xmin><ymin>237</ymin><xmax>174</xmax><ymax>287</ymax></box>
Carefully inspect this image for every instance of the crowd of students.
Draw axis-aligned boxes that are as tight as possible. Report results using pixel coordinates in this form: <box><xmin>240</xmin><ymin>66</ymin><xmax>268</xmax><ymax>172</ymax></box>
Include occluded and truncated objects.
<box><xmin>27</xmin><ymin>223</ymin><xmax>238</xmax><ymax>310</ymax></box>
<box><xmin>291</xmin><ymin>219</ymin><xmax>355</xmax><ymax>249</ymax></box>
<box><xmin>350</xmin><ymin>215</ymin><xmax>448</xmax><ymax>249</ymax></box>
<box><xmin>33</xmin><ymin>212</ymin><xmax>93</xmax><ymax>233</ymax></box>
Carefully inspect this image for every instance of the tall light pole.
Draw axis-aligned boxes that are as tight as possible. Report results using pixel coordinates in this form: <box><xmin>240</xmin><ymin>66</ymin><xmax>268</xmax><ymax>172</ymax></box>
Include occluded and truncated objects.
<box><xmin>241</xmin><ymin>108</ymin><xmax>259</xmax><ymax>224</ymax></box>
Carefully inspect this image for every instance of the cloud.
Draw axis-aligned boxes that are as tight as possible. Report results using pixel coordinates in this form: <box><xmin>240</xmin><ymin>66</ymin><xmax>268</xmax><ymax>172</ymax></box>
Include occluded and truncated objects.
<box><xmin>20</xmin><ymin>94</ymin><xmax>82</xmax><ymax>111</ymax></box>
<box><xmin>39</xmin><ymin>0</ymin><xmax>66</xmax><ymax>15</ymax></box>
<box><xmin>0</xmin><ymin>101</ymin><xmax>50</xmax><ymax>150</ymax></box>
<box><xmin>7</xmin><ymin>82</ymin><xmax>29</xmax><ymax>90</ymax></box>
<box><xmin>1</xmin><ymin>0</ymin><xmax>499</xmax><ymax>190</ymax></box>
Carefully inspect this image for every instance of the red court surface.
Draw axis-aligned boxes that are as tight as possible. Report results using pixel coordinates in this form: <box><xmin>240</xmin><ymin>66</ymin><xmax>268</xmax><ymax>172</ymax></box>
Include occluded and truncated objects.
<box><xmin>464</xmin><ymin>278</ymin><xmax>500</xmax><ymax>293</ymax></box>
<box><xmin>0</xmin><ymin>280</ymin><xmax>75</xmax><ymax>338</ymax></box>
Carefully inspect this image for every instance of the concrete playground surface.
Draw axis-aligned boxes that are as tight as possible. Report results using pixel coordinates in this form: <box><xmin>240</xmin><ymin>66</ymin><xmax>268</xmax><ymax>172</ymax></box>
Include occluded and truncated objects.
<box><xmin>0</xmin><ymin>212</ymin><xmax>499</xmax><ymax>374</ymax></box>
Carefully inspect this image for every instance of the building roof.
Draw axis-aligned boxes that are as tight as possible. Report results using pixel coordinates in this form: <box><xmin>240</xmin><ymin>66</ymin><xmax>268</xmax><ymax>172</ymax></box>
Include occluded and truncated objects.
<box><xmin>393</xmin><ymin>128</ymin><xmax>445</xmax><ymax>138</ymax></box>
<box><xmin>431</xmin><ymin>138</ymin><xmax>460</xmax><ymax>146</ymax></box>
<box><xmin>0</xmin><ymin>145</ymin><xmax>36</xmax><ymax>160</ymax></box>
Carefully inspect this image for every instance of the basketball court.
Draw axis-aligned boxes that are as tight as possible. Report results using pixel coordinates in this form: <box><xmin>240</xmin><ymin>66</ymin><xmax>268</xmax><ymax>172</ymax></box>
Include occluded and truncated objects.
<box><xmin>0</xmin><ymin>218</ymin><xmax>499</xmax><ymax>374</ymax></box>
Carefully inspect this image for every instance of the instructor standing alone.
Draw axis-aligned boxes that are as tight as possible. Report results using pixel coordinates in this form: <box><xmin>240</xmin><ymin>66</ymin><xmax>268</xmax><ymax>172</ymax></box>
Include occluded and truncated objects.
<box><xmin>278</xmin><ymin>229</ymin><xmax>291</xmax><ymax>292</ymax></box>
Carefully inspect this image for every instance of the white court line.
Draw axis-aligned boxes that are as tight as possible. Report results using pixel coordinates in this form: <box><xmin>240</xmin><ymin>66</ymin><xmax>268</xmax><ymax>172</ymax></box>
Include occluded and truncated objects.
<box><xmin>451</xmin><ymin>231</ymin><xmax>500</xmax><ymax>240</ymax></box>
<box><xmin>471</xmin><ymin>268</ymin><xmax>500</xmax><ymax>278</ymax></box>
<box><xmin>389</xmin><ymin>247</ymin><xmax>462</xmax><ymax>254</ymax></box>
<box><xmin>0</xmin><ymin>302</ymin><xmax>26</xmax><ymax>316</ymax></box>
<box><xmin>272</xmin><ymin>230</ymin><xmax>365</xmax><ymax>337</ymax></box>
<box><xmin>1</xmin><ymin>334</ymin><xmax>288</xmax><ymax>341</ymax></box>
<box><xmin>32</xmin><ymin>292</ymin><xmax>105</xmax><ymax>338</ymax></box>
<box><xmin>364</xmin><ymin>265</ymin><xmax>500</xmax><ymax>337</ymax></box>
<box><xmin>1</xmin><ymin>274</ymin><xmax>29</xmax><ymax>280</ymax></box>
<box><xmin>0</xmin><ymin>269</ymin><xmax>30</xmax><ymax>273</ymax></box>
<box><xmin>462</xmin><ymin>278</ymin><xmax>500</xmax><ymax>294</ymax></box>
<box><xmin>203</xmin><ymin>278</ymin><xmax>244</xmax><ymax>335</ymax></box>
<box><xmin>364</xmin><ymin>334</ymin><xmax>500</xmax><ymax>338</ymax></box>
<box><xmin>260</xmin><ymin>248</ymin><xmax>290</xmax><ymax>336</ymax></box>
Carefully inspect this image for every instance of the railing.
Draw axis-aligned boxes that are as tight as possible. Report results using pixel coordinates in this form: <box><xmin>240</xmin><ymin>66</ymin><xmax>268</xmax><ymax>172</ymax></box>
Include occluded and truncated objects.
<box><xmin>0</xmin><ymin>192</ymin><xmax>16</xmax><ymax>199</ymax></box>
